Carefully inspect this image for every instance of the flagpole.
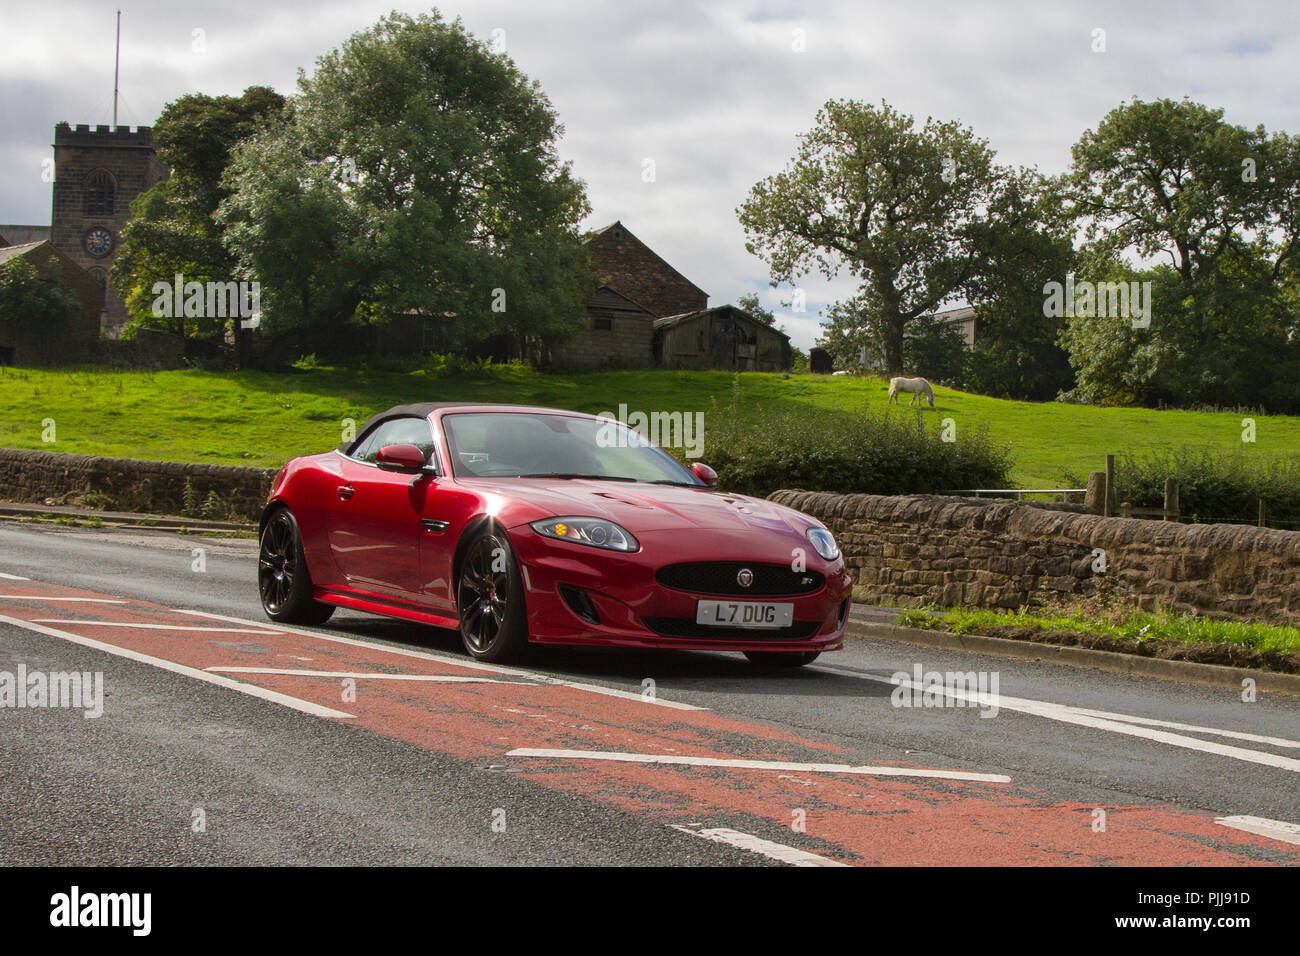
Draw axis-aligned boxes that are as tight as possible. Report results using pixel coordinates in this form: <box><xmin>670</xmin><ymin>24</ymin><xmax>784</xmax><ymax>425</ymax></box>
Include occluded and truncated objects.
<box><xmin>112</xmin><ymin>9</ymin><xmax>121</xmax><ymax>127</ymax></box>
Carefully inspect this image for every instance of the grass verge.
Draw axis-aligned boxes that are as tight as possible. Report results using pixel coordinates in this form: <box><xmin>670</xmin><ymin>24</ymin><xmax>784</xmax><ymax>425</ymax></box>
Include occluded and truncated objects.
<box><xmin>895</xmin><ymin>603</ymin><xmax>1300</xmax><ymax>674</ymax></box>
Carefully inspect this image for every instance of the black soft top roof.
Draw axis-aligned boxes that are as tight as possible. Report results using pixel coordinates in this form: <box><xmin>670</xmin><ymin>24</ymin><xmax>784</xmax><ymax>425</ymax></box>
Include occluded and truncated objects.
<box><xmin>338</xmin><ymin>402</ymin><xmax>575</xmax><ymax>454</ymax></box>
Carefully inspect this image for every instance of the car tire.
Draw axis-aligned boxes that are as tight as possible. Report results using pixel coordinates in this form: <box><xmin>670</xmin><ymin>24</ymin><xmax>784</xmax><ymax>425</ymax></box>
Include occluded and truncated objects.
<box><xmin>743</xmin><ymin>650</ymin><xmax>820</xmax><ymax>667</ymax></box>
<box><xmin>457</xmin><ymin>526</ymin><xmax>530</xmax><ymax>663</ymax></box>
<box><xmin>258</xmin><ymin>507</ymin><xmax>335</xmax><ymax>625</ymax></box>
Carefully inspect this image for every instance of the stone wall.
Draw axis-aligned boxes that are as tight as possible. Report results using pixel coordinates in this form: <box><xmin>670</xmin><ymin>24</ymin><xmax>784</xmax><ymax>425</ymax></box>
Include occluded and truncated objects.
<box><xmin>0</xmin><ymin>449</ymin><xmax>272</xmax><ymax>521</ymax></box>
<box><xmin>770</xmin><ymin>490</ymin><xmax>1300</xmax><ymax>624</ymax></box>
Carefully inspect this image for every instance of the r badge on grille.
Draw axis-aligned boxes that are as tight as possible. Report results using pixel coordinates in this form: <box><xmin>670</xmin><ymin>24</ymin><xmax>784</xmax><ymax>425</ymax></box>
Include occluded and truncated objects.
<box><xmin>736</xmin><ymin>568</ymin><xmax>754</xmax><ymax>588</ymax></box>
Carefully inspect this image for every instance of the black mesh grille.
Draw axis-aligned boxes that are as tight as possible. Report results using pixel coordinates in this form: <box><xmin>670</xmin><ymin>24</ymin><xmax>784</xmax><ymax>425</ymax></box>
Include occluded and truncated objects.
<box><xmin>642</xmin><ymin>617</ymin><xmax>821</xmax><ymax>641</ymax></box>
<box><xmin>654</xmin><ymin>562</ymin><xmax>824</xmax><ymax>597</ymax></box>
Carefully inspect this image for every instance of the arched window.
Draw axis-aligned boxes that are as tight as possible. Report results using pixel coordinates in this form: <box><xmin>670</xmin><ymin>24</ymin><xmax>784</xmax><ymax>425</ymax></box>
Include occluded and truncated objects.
<box><xmin>84</xmin><ymin>169</ymin><xmax>116</xmax><ymax>217</ymax></box>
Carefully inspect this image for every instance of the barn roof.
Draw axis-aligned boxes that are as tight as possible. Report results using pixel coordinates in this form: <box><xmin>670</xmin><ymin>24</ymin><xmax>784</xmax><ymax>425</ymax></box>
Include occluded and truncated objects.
<box><xmin>583</xmin><ymin>220</ymin><xmax>709</xmax><ymax>304</ymax></box>
<box><xmin>0</xmin><ymin>240</ymin><xmax>52</xmax><ymax>265</ymax></box>
<box><xmin>652</xmin><ymin>304</ymin><xmax>791</xmax><ymax>340</ymax></box>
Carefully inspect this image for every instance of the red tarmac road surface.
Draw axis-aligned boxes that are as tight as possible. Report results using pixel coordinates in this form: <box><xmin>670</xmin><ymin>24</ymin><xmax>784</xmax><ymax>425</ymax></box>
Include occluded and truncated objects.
<box><xmin>2</xmin><ymin>576</ymin><xmax>1297</xmax><ymax>866</ymax></box>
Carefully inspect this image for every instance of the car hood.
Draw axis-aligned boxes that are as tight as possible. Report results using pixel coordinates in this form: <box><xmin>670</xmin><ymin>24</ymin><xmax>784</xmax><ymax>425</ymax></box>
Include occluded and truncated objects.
<box><xmin>468</xmin><ymin>478</ymin><xmax>817</xmax><ymax>536</ymax></box>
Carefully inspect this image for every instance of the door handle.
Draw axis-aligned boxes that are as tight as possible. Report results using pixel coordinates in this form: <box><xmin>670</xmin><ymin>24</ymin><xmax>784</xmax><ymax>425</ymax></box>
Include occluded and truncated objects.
<box><xmin>337</xmin><ymin>484</ymin><xmax>355</xmax><ymax>500</ymax></box>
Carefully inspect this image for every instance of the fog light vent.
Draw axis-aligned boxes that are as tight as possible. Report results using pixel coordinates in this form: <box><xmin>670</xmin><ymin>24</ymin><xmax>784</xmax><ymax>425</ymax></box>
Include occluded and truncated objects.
<box><xmin>558</xmin><ymin>585</ymin><xmax>601</xmax><ymax>625</ymax></box>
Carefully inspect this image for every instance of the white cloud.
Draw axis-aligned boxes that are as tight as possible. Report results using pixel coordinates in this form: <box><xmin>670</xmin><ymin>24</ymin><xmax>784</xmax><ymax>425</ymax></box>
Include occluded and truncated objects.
<box><xmin>3</xmin><ymin>0</ymin><xmax>1298</xmax><ymax>348</ymax></box>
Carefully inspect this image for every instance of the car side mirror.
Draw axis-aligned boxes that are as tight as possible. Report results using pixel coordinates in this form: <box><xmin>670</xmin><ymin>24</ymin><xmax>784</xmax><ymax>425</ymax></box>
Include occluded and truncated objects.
<box><xmin>376</xmin><ymin>443</ymin><xmax>428</xmax><ymax>473</ymax></box>
<box><xmin>691</xmin><ymin>462</ymin><xmax>718</xmax><ymax>487</ymax></box>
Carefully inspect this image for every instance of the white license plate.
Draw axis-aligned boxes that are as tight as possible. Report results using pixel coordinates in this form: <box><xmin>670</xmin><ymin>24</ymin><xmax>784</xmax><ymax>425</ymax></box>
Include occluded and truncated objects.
<box><xmin>695</xmin><ymin>600</ymin><xmax>794</xmax><ymax>629</ymax></box>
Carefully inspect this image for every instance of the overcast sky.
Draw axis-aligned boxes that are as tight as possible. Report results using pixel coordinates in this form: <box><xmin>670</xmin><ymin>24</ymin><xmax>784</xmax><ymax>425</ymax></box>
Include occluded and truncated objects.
<box><xmin>2</xmin><ymin>0</ymin><xmax>1297</xmax><ymax>349</ymax></box>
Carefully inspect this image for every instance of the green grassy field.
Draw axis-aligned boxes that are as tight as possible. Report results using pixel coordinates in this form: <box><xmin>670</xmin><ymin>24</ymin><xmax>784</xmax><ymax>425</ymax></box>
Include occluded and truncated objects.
<box><xmin>2</xmin><ymin>363</ymin><xmax>1297</xmax><ymax>486</ymax></box>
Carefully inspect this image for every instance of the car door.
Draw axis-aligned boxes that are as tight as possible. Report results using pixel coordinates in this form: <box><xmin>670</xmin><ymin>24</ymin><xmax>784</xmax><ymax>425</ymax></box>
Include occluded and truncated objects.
<box><xmin>327</xmin><ymin>417</ymin><xmax>435</xmax><ymax>599</ymax></box>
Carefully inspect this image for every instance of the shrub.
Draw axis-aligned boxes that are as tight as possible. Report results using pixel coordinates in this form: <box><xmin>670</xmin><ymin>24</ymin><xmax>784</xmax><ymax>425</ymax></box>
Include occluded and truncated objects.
<box><xmin>200</xmin><ymin>490</ymin><xmax>222</xmax><ymax>520</ymax></box>
<box><xmin>1117</xmin><ymin>447</ymin><xmax>1300</xmax><ymax>527</ymax></box>
<box><xmin>698</xmin><ymin>402</ymin><xmax>1011</xmax><ymax>498</ymax></box>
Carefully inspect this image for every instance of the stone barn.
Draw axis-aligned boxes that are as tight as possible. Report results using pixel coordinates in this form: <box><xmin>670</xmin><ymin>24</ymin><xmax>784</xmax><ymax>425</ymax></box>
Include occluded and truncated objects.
<box><xmin>584</xmin><ymin>221</ymin><xmax>708</xmax><ymax>318</ymax></box>
<box><xmin>653</xmin><ymin>305</ymin><xmax>792</xmax><ymax>372</ymax></box>
<box><xmin>547</xmin><ymin>285</ymin><xmax>656</xmax><ymax>368</ymax></box>
<box><xmin>0</xmin><ymin>240</ymin><xmax>102</xmax><ymax>365</ymax></box>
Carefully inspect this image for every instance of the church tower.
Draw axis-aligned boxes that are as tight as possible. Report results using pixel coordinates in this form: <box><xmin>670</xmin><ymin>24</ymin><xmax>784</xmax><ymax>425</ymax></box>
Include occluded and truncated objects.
<box><xmin>50</xmin><ymin>122</ymin><xmax>168</xmax><ymax>335</ymax></box>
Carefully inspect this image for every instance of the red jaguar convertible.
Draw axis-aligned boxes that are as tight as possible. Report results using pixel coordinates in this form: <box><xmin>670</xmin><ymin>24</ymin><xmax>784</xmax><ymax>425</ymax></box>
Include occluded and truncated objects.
<box><xmin>257</xmin><ymin>403</ymin><xmax>851</xmax><ymax>665</ymax></box>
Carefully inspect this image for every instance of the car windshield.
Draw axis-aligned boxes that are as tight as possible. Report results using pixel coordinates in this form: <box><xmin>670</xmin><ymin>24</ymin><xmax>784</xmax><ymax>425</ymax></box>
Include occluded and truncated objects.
<box><xmin>442</xmin><ymin>412</ymin><xmax>699</xmax><ymax>485</ymax></box>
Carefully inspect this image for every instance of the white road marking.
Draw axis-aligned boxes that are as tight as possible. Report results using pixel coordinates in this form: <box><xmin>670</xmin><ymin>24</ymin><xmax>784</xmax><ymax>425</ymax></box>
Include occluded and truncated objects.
<box><xmin>507</xmin><ymin>747</ymin><xmax>1012</xmax><ymax>783</ymax></box>
<box><xmin>670</xmin><ymin>825</ymin><xmax>849</xmax><ymax>867</ymax></box>
<box><xmin>0</xmin><ymin>596</ymin><xmax>128</xmax><ymax>603</ymax></box>
<box><xmin>1066</xmin><ymin>707</ymin><xmax>1300</xmax><ymax>750</ymax></box>
<box><xmin>0</xmin><ymin>614</ymin><xmax>353</xmax><ymax>719</ymax></box>
<box><xmin>176</xmin><ymin>608</ymin><xmax>708</xmax><ymax>711</ymax></box>
<box><xmin>206</xmin><ymin>666</ymin><xmax>527</xmax><ymax>684</ymax></box>
<box><xmin>31</xmin><ymin>620</ymin><xmax>280</xmax><ymax>634</ymax></box>
<box><xmin>832</xmin><ymin>666</ymin><xmax>1300</xmax><ymax>774</ymax></box>
<box><xmin>0</xmin><ymin>573</ymin><xmax>31</xmax><ymax>580</ymax></box>
<box><xmin>1216</xmin><ymin>815</ymin><xmax>1300</xmax><ymax>847</ymax></box>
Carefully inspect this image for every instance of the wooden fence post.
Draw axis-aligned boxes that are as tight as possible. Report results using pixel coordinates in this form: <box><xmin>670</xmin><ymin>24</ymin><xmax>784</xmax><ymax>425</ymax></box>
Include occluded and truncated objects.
<box><xmin>1104</xmin><ymin>455</ymin><xmax>1114</xmax><ymax>518</ymax></box>
<box><xmin>1164</xmin><ymin>478</ymin><xmax>1179</xmax><ymax>522</ymax></box>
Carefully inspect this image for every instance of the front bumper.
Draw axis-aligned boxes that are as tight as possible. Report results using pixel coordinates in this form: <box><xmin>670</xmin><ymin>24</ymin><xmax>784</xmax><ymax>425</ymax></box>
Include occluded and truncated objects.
<box><xmin>508</xmin><ymin>525</ymin><xmax>852</xmax><ymax>652</ymax></box>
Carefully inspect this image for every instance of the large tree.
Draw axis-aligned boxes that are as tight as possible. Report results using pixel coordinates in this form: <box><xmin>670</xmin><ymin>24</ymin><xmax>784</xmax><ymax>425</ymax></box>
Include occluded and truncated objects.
<box><xmin>963</xmin><ymin>169</ymin><xmax>1077</xmax><ymax>400</ymax></box>
<box><xmin>111</xmin><ymin>86</ymin><xmax>285</xmax><ymax>360</ymax></box>
<box><xmin>1061</xmin><ymin>97</ymin><xmax>1300</xmax><ymax>409</ymax></box>
<box><xmin>738</xmin><ymin>99</ymin><xmax>1006</xmax><ymax>373</ymax></box>
<box><xmin>216</xmin><ymin>11</ymin><xmax>594</xmax><ymax>357</ymax></box>
<box><xmin>814</xmin><ymin>292</ymin><xmax>968</xmax><ymax>383</ymax></box>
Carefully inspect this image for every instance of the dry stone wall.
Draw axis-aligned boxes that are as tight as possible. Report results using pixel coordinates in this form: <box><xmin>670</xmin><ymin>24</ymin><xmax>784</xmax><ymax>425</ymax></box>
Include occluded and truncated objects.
<box><xmin>769</xmin><ymin>490</ymin><xmax>1300</xmax><ymax>624</ymax></box>
<box><xmin>0</xmin><ymin>449</ymin><xmax>272</xmax><ymax>521</ymax></box>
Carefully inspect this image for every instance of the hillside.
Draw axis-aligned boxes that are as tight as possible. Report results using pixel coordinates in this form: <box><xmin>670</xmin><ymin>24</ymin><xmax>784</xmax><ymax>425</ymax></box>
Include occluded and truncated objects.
<box><xmin>1</xmin><ymin>364</ymin><xmax>1295</xmax><ymax>488</ymax></box>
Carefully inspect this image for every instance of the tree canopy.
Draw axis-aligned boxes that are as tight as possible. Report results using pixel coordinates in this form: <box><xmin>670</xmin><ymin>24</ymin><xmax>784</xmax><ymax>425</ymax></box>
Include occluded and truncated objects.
<box><xmin>739</xmin><ymin>99</ymin><xmax>1007</xmax><ymax>373</ymax></box>
<box><xmin>216</xmin><ymin>11</ymin><xmax>594</xmax><ymax>358</ymax></box>
<box><xmin>1059</xmin><ymin>97</ymin><xmax>1300</xmax><ymax>409</ymax></box>
<box><xmin>111</xmin><ymin>86</ymin><xmax>285</xmax><ymax>355</ymax></box>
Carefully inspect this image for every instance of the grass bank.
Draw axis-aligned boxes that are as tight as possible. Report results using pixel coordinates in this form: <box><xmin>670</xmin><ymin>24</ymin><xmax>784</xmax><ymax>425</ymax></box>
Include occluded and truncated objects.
<box><xmin>3</xmin><ymin>364</ymin><xmax>1300</xmax><ymax>487</ymax></box>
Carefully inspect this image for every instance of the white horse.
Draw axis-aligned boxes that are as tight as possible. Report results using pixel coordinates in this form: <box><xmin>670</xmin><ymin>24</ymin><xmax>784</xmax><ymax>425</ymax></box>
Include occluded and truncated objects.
<box><xmin>888</xmin><ymin>376</ymin><xmax>935</xmax><ymax>407</ymax></box>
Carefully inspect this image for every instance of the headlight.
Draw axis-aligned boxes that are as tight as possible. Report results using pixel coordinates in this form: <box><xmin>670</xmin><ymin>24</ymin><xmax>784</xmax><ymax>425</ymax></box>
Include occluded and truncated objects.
<box><xmin>805</xmin><ymin>527</ymin><xmax>840</xmax><ymax>561</ymax></box>
<box><xmin>530</xmin><ymin>517</ymin><xmax>639</xmax><ymax>552</ymax></box>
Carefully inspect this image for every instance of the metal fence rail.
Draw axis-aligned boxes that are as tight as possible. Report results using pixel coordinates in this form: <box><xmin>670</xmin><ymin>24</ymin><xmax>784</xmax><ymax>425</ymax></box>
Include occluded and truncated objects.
<box><xmin>942</xmin><ymin>488</ymin><xmax>1087</xmax><ymax>503</ymax></box>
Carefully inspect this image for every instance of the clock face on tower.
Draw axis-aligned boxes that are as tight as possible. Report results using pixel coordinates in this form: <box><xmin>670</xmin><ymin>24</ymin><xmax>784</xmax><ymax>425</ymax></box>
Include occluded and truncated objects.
<box><xmin>84</xmin><ymin>228</ymin><xmax>113</xmax><ymax>258</ymax></box>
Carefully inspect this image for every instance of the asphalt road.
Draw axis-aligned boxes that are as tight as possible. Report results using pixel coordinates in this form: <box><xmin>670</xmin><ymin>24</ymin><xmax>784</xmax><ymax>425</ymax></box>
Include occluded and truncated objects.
<box><xmin>1</xmin><ymin>520</ymin><xmax>1298</xmax><ymax>866</ymax></box>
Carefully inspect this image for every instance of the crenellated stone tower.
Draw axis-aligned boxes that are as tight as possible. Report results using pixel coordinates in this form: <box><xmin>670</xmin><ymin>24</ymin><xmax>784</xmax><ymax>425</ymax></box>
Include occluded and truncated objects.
<box><xmin>50</xmin><ymin>122</ymin><xmax>168</xmax><ymax>336</ymax></box>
